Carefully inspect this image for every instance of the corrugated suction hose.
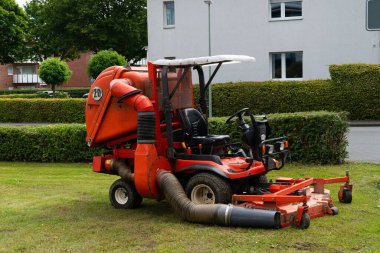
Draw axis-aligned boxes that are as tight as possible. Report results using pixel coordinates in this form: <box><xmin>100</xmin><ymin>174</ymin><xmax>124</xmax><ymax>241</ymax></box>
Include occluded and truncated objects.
<box><xmin>157</xmin><ymin>170</ymin><xmax>281</xmax><ymax>228</ymax></box>
<box><xmin>110</xmin><ymin>159</ymin><xmax>134</xmax><ymax>182</ymax></box>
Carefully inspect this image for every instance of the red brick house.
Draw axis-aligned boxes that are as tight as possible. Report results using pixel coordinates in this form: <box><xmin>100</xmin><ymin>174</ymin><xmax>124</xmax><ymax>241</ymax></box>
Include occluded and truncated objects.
<box><xmin>0</xmin><ymin>52</ymin><xmax>92</xmax><ymax>90</ymax></box>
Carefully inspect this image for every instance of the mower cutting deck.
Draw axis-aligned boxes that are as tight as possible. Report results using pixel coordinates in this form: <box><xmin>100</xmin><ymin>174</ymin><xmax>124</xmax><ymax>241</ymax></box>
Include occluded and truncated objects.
<box><xmin>233</xmin><ymin>172</ymin><xmax>352</xmax><ymax>228</ymax></box>
<box><xmin>85</xmin><ymin>55</ymin><xmax>353</xmax><ymax>229</ymax></box>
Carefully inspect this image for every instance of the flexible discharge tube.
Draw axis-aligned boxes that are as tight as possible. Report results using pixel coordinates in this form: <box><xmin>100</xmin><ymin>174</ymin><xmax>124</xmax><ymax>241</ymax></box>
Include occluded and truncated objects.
<box><xmin>157</xmin><ymin>170</ymin><xmax>281</xmax><ymax>228</ymax></box>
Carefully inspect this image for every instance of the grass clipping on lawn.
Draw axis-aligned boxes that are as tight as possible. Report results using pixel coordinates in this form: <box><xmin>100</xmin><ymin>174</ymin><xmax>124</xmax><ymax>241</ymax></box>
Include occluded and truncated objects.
<box><xmin>0</xmin><ymin>162</ymin><xmax>379</xmax><ymax>252</ymax></box>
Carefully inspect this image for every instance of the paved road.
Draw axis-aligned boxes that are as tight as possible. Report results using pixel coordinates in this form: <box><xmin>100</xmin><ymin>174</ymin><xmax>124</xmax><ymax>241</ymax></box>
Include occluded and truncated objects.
<box><xmin>347</xmin><ymin>127</ymin><xmax>380</xmax><ymax>163</ymax></box>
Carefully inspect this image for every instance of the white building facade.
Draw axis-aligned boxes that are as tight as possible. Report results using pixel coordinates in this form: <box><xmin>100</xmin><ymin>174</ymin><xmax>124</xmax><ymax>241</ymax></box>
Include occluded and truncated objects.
<box><xmin>147</xmin><ymin>0</ymin><xmax>380</xmax><ymax>82</ymax></box>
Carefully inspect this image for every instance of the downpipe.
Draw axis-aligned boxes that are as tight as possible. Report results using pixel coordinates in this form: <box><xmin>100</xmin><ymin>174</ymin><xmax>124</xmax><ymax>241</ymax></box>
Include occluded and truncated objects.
<box><xmin>157</xmin><ymin>170</ymin><xmax>281</xmax><ymax>228</ymax></box>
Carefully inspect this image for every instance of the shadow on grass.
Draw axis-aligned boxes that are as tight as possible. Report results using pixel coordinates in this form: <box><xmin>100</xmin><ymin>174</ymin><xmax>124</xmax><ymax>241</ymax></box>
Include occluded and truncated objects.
<box><xmin>36</xmin><ymin>196</ymin><xmax>182</xmax><ymax>225</ymax></box>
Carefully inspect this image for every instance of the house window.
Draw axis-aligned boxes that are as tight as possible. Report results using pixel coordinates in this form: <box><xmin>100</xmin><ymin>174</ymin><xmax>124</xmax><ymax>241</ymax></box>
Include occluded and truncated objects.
<box><xmin>16</xmin><ymin>66</ymin><xmax>35</xmax><ymax>75</ymax></box>
<box><xmin>270</xmin><ymin>3</ymin><xmax>281</xmax><ymax>19</ymax></box>
<box><xmin>271</xmin><ymin>52</ymin><xmax>303</xmax><ymax>79</ymax></box>
<box><xmin>163</xmin><ymin>1</ymin><xmax>175</xmax><ymax>28</ymax></box>
<box><xmin>7</xmin><ymin>66</ymin><xmax>13</xmax><ymax>75</ymax></box>
<box><xmin>270</xmin><ymin>1</ymin><xmax>302</xmax><ymax>20</ymax></box>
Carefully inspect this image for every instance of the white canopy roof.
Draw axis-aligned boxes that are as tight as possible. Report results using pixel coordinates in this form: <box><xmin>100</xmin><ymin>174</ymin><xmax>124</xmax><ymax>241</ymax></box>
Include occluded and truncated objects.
<box><xmin>153</xmin><ymin>55</ymin><xmax>256</xmax><ymax>67</ymax></box>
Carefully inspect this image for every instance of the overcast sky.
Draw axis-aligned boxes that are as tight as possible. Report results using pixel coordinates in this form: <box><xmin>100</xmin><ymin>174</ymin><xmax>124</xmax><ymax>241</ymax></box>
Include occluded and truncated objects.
<box><xmin>16</xmin><ymin>0</ymin><xmax>29</xmax><ymax>8</ymax></box>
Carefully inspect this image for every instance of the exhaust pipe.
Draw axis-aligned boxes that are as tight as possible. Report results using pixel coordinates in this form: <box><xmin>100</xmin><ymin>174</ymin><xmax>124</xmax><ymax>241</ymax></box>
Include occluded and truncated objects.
<box><xmin>110</xmin><ymin>159</ymin><xmax>134</xmax><ymax>182</ymax></box>
<box><xmin>157</xmin><ymin>170</ymin><xmax>281</xmax><ymax>228</ymax></box>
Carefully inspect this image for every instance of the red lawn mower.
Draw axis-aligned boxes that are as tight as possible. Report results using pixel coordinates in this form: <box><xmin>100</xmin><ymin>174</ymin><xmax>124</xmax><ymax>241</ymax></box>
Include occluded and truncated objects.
<box><xmin>85</xmin><ymin>55</ymin><xmax>352</xmax><ymax>229</ymax></box>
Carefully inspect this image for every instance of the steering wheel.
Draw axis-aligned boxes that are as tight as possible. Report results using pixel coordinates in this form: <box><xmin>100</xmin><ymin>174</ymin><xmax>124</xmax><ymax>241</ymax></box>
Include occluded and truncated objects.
<box><xmin>226</xmin><ymin>108</ymin><xmax>250</xmax><ymax>124</ymax></box>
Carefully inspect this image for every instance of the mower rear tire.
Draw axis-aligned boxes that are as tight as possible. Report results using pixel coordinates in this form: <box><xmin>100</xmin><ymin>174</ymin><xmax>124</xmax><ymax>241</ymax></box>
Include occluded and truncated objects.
<box><xmin>252</xmin><ymin>174</ymin><xmax>268</xmax><ymax>185</ymax></box>
<box><xmin>339</xmin><ymin>189</ymin><xmax>352</xmax><ymax>203</ymax></box>
<box><xmin>185</xmin><ymin>173</ymin><xmax>232</xmax><ymax>205</ymax></box>
<box><xmin>109</xmin><ymin>179</ymin><xmax>142</xmax><ymax>209</ymax></box>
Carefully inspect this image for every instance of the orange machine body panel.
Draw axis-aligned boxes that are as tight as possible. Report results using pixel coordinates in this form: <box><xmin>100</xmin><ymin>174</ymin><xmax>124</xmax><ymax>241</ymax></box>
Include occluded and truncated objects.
<box><xmin>86</xmin><ymin>65</ymin><xmax>193</xmax><ymax>147</ymax></box>
<box><xmin>134</xmin><ymin>144</ymin><xmax>172</xmax><ymax>198</ymax></box>
<box><xmin>85</xmin><ymin>67</ymin><xmax>151</xmax><ymax>146</ymax></box>
<box><xmin>86</xmin><ymin>64</ymin><xmax>194</xmax><ymax>198</ymax></box>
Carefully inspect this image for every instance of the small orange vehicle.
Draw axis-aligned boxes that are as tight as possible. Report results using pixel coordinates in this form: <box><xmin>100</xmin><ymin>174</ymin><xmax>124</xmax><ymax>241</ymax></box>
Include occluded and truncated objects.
<box><xmin>85</xmin><ymin>55</ymin><xmax>352</xmax><ymax>228</ymax></box>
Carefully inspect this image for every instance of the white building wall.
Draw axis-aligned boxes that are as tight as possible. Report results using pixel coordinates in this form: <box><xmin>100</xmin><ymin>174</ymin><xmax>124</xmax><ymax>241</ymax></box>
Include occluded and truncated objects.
<box><xmin>148</xmin><ymin>0</ymin><xmax>380</xmax><ymax>82</ymax></box>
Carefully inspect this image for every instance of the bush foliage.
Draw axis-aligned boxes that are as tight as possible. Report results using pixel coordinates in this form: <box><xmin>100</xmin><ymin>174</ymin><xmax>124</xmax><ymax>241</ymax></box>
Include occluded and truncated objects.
<box><xmin>0</xmin><ymin>88</ymin><xmax>90</xmax><ymax>98</ymax></box>
<box><xmin>0</xmin><ymin>98</ymin><xmax>85</xmax><ymax>123</ymax></box>
<box><xmin>329</xmin><ymin>64</ymin><xmax>380</xmax><ymax>120</ymax></box>
<box><xmin>0</xmin><ymin>94</ymin><xmax>42</xmax><ymax>98</ymax></box>
<box><xmin>209</xmin><ymin>111</ymin><xmax>348</xmax><ymax>164</ymax></box>
<box><xmin>194</xmin><ymin>64</ymin><xmax>380</xmax><ymax>120</ymax></box>
<box><xmin>38</xmin><ymin>58</ymin><xmax>72</xmax><ymax>85</ymax></box>
<box><xmin>0</xmin><ymin>111</ymin><xmax>347</xmax><ymax>164</ymax></box>
<box><xmin>59</xmin><ymin>88</ymin><xmax>89</xmax><ymax>98</ymax></box>
<box><xmin>1</xmin><ymin>64</ymin><xmax>377</xmax><ymax>120</ymax></box>
<box><xmin>0</xmin><ymin>124</ymin><xmax>101</xmax><ymax>162</ymax></box>
<box><xmin>87</xmin><ymin>50</ymin><xmax>126</xmax><ymax>79</ymax></box>
<box><xmin>195</xmin><ymin>80</ymin><xmax>336</xmax><ymax>117</ymax></box>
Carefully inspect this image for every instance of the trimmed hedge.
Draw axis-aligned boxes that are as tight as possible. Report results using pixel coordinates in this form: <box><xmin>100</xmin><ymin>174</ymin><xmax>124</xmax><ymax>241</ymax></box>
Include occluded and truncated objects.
<box><xmin>329</xmin><ymin>64</ymin><xmax>380</xmax><ymax>120</ymax></box>
<box><xmin>57</xmin><ymin>88</ymin><xmax>90</xmax><ymax>98</ymax></box>
<box><xmin>0</xmin><ymin>94</ymin><xmax>42</xmax><ymax>98</ymax></box>
<box><xmin>194</xmin><ymin>64</ymin><xmax>380</xmax><ymax>120</ymax></box>
<box><xmin>0</xmin><ymin>111</ymin><xmax>347</xmax><ymax>164</ymax></box>
<box><xmin>0</xmin><ymin>124</ymin><xmax>101</xmax><ymax>162</ymax></box>
<box><xmin>209</xmin><ymin>111</ymin><xmax>348</xmax><ymax>164</ymax></box>
<box><xmin>0</xmin><ymin>92</ymin><xmax>71</xmax><ymax>99</ymax></box>
<box><xmin>196</xmin><ymin>80</ymin><xmax>337</xmax><ymax>117</ymax></box>
<box><xmin>0</xmin><ymin>89</ymin><xmax>39</xmax><ymax>95</ymax></box>
<box><xmin>0</xmin><ymin>98</ymin><xmax>85</xmax><ymax>123</ymax></box>
<box><xmin>0</xmin><ymin>88</ymin><xmax>90</xmax><ymax>98</ymax></box>
<box><xmin>0</xmin><ymin>64</ymin><xmax>378</xmax><ymax>122</ymax></box>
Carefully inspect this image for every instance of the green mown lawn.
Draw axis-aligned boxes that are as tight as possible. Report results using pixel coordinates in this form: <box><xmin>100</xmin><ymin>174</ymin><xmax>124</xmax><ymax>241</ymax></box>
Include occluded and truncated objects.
<box><xmin>0</xmin><ymin>162</ymin><xmax>379</xmax><ymax>253</ymax></box>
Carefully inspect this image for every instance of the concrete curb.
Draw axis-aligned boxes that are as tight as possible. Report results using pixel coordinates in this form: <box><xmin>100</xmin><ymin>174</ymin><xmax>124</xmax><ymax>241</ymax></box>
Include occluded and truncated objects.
<box><xmin>349</xmin><ymin>121</ymin><xmax>380</xmax><ymax>127</ymax></box>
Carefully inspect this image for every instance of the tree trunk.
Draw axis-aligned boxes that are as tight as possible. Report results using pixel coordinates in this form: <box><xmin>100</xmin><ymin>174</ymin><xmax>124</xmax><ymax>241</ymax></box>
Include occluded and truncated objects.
<box><xmin>52</xmin><ymin>84</ymin><xmax>56</xmax><ymax>98</ymax></box>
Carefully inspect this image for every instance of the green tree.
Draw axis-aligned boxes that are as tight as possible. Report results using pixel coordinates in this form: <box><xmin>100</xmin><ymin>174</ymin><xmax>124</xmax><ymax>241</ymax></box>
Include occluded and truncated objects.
<box><xmin>0</xmin><ymin>0</ymin><xmax>28</xmax><ymax>63</ymax></box>
<box><xmin>25</xmin><ymin>0</ymin><xmax>147</xmax><ymax>62</ymax></box>
<box><xmin>87</xmin><ymin>50</ymin><xmax>127</xmax><ymax>79</ymax></box>
<box><xmin>38</xmin><ymin>58</ymin><xmax>72</xmax><ymax>97</ymax></box>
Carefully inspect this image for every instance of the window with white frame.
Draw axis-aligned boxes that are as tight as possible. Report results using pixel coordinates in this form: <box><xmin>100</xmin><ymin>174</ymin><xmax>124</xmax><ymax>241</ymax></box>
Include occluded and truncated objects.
<box><xmin>163</xmin><ymin>1</ymin><xmax>175</xmax><ymax>28</ymax></box>
<box><xmin>16</xmin><ymin>66</ymin><xmax>35</xmax><ymax>75</ymax></box>
<box><xmin>271</xmin><ymin>52</ymin><xmax>303</xmax><ymax>79</ymax></box>
<box><xmin>270</xmin><ymin>0</ymin><xmax>302</xmax><ymax>20</ymax></box>
<box><xmin>7</xmin><ymin>66</ymin><xmax>13</xmax><ymax>75</ymax></box>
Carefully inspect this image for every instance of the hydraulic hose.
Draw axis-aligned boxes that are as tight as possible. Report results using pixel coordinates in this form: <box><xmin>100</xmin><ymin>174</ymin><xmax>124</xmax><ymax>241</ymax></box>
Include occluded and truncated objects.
<box><xmin>156</xmin><ymin>170</ymin><xmax>281</xmax><ymax>228</ymax></box>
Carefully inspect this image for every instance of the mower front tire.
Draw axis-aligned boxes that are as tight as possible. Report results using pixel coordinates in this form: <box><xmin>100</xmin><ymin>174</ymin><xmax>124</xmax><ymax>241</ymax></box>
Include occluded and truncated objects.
<box><xmin>300</xmin><ymin>213</ymin><xmax>310</xmax><ymax>229</ymax></box>
<box><xmin>109</xmin><ymin>179</ymin><xmax>142</xmax><ymax>209</ymax></box>
<box><xmin>185</xmin><ymin>173</ymin><xmax>232</xmax><ymax>205</ymax></box>
<box><xmin>339</xmin><ymin>189</ymin><xmax>352</xmax><ymax>203</ymax></box>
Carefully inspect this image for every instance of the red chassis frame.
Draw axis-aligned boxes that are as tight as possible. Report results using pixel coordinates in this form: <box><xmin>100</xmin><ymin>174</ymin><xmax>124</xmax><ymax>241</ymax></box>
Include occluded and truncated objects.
<box><xmin>232</xmin><ymin>171</ymin><xmax>353</xmax><ymax>228</ymax></box>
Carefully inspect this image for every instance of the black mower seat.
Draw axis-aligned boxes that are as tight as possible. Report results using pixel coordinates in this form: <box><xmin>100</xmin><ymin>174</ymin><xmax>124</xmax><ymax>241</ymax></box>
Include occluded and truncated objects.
<box><xmin>191</xmin><ymin>135</ymin><xmax>230</xmax><ymax>146</ymax></box>
<box><xmin>178</xmin><ymin>108</ymin><xmax>230</xmax><ymax>148</ymax></box>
